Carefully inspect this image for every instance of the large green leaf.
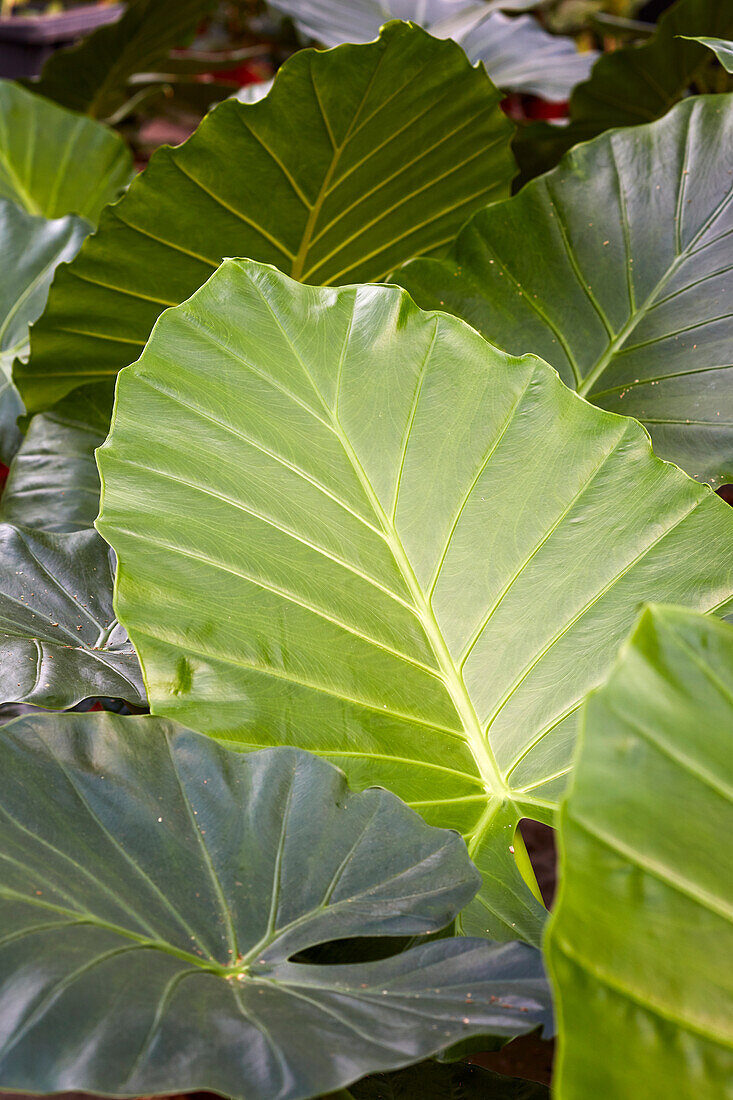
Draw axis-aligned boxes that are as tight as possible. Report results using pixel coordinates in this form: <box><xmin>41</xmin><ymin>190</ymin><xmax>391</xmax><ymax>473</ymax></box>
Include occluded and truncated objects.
<box><xmin>342</xmin><ymin>1060</ymin><xmax>550</xmax><ymax>1097</ymax></box>
<box><xmin>269</xmin><ymin>1</ymin><xmax>595</xmax><ymax>98</ymax></box>
<box><xmin>514</xmin><ymin>0</ymin><xmax>733</xmax><ymax>182</ymax></box>
<box><xmin>30</xmin><ymin>0</ymin><xmax>218</xmax><ymax>121</ymax></box>
<box><xmin>96</xmin><ymin>260</ymin><xmax>733</xmax><ymax>944</ymax></box>
<box><xmin>546</xmin><ymin>606</ymin><xmax>733</xmax><ymax>1098</ymax></box>
<box><xmin>0</xmin><ymin>81</ymin><xmax>131</xmax><ymax>220</ymax></box>
<box><xmin>0</xmin><ymin>711</ymin><xmax>552</xmax><ymax>1098</ymax></box>
<box><xmin>18</xmin><ymin>21</ymin><xmax>515</xmax><ymax>417</ymax></box>
<box><xmin>396</xmin><ymin>95</ymin><xmax>733</xmax><ymax>487</ymax></box>
<box><xmin>0</xmin><ymin>200</ymin><xmax>90</xmax><ymax>464</ymax></box>
<box><xmin>0</xmin><ymin>385</ymin><xmax>109</xmax><ymax>531</ymax></box>
<box><xmin>0</xmin><ymin>526</ymin><xmax>145</xmax><ymax>708</ymax></box>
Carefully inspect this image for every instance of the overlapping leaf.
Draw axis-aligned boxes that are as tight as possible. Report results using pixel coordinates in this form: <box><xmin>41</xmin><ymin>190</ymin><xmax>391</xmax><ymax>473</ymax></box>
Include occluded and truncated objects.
<box><xmin>441</xmin><ymin>12</ymin><xmax>596</xmax><ymax>99</ymax></box>
<box><xmin>547</xmin><ymin>606</ymin><xmax>733</xmax><ymax>1098</ymax></box>
<box><xmin>0</xmin><ymin>385</ymin><xmax>109</xmax><ymax>531</ymax></box>
<box><xmin>269</xmin><ymin>1</ymin><xmax>594</xmax><ymax>98</ymax></box>
<box><xmin>396</xmin><ymin>95</ymin><xmax>733</xmax><ymax>487</ymax></box>
<box><xmin>0</xmin><ymin>81</ymin><xmax>131</xmax><ymax>220</ymax></box>
<box><xmin>514</xmin><ymin>0</ymin><xmax>733</xmax><ymax>181</ymax></box>
<box><xmin>96</xmin><ymin>261</ymin><xmax>733</xmax><ymax>945</ymax></box>
<box><xmin>0</xmin><ymin>201</ymin><xmax>89</xmax><ymax>463</ymax></box>
<box><xmin>19</xmin><ymin>22</ymin><xmax>515</xmax><ymax>418</ymax></box>
<box><xmin>0</xmin><ymin>526</ymin><xmax>145</xmax><ymax>708</ymax></box>
<box><xmin>31</xmin><ymin>0</ymin><xmax>218</xmax><ymax>121</ymax></box>
<box><xmin>0</xmin><ymin>712</ymin><xmax>551</xmax><ymax>1099</ymax></box>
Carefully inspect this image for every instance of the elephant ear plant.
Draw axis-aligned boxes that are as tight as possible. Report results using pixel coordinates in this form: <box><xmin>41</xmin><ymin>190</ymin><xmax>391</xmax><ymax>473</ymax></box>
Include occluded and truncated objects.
<box><xmin>19</xmin><ymin>21</ymin><xmax>516</xmax><ymax>417</ymax></box>
<box><xmin>396</xmin><ymin>94</ymin><xmax>733</xmax><ymax>487</ymax></box>
<box><xmin>0</xmin><ymin>711</ymin><xmax>551</xmax><ymax>1097</ymax></box>
<box><xmin>548</xmin><ymin>606</ymin><xmax>733</xmax><ymax>1098</ymax></box>
<box><xmin>96</xmin><ymin>261</ymin><xmax>733</xmax><ymax>945</ymax></box>
<box><xmin>0</xmin><ymin>81</ymin><xmax>131</xmax><ymax>461</ymax></box>
<box><xmin>1</xmin><ymin>9</ymin><xmax>733</xmax><ymax>1097</ymax></box>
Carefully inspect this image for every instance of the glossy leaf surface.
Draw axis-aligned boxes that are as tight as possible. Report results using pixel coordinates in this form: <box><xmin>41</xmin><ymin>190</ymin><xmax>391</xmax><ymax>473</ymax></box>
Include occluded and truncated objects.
<box><xmin>20</xmin><ymin>22</ymin><xmax>515</xmax><ymax>416</ymax></box>
<box><xmin>0</xmin><ymin>526</ymin><xmax>144</xmax><ymax>708</ymax></box>
<box><xmin>0</xmin><ymin>81</ymin><xmax>131</xmax><ymax>220</ymax></box>
<box><xmin>0</xmin><ymin>712</ymin><xmax>551</xmax><ymax>1098</ymax></box>
<box><xmin>0</xmin><ymin>387</ymin><xmax>108</xmax><ymax>531</ymax></box>
<box><xmin>514</xmin><ymin>0</ymin><xmax>733</xmax><ymax>180</ymax></box>
<box><xmin>270</xmin><ymin>2</ymin><xmax>594</xmax><ymax>98</ymax></box>
<box><xmin>97</xmin><ymin>261</ymin><xmax>733</xmax><ymax>943</ymax></box>
<box><xmin>31</xmin><ymin>0</ymin><xmax>218</xmax><ymax>120</ymax></box>
<box><xmin>547</xmin><ymin>606</ymin><xmax>733</xmax><ymax>1099</ymax></box>
<box><xmin>0</xmin><ymin>201</ymin><xmax>89</xmax><ymax>463</ymax></box>
<box><xmin>397</xmin><ymin>96</ymin><xmax>733</xmax><ymax>487</ymax></box>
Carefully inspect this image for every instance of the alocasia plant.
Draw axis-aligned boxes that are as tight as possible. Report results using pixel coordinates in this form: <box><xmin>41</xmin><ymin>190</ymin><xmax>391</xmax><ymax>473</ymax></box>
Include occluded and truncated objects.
<box><xmin>0</xmin><ymin>202</ymin><xmax>89</xmax><ymax>463</ymax></box>
<box><xmin>0</xmin><ymin>526</ymin><xmax>144</xmax><ymax>708</ymax></box>
<box><xmin>19</xmin><ymin>21</ymin><xmax>515</xmax><ymax>419</ymax></box>
<box><xmin>547</xmin><ymin>606</ymin><xmax>733</xmax><ymax>1098</ymax></box>
<box><xmin>0</xmin><ymin>81</ymin><xmax>131</xmax><ymax>221</ymax></box>
<box><xmin>28</xmin><ymin>0</ymin><xmax>218</xmax><ymax>121</ymax></box>
<box><xmin>0</xmin><ymin>81</ymin><xmax>130</xmax><ymax>461</ymax></box>
<box><xmin>0</xmin><ymin>384</ymin><xmax>109</xmax><ymax>531</ymax></box>
<box><xmin>396</xmin><ymin>94</ymin><xmax>733</xmax><ymax>487</ymax></box>
<box><xmin>0</xmin><ymin>711</ymin><xmax>551</xmax><ymax>1098</ymax></box>
<box><xmin>269</xmin><ymin>0</ymin><xmax>597</xmax><ymax>98</ymax></box>
<box><xmin>96</xmin><ymin>260</ymin><xmax>733</xmax><ymax>946</ymax></box>
<box><xmin>514</xmin><ymin>0</ymin><xmax>733</xmax><ymax>181</ymax></box>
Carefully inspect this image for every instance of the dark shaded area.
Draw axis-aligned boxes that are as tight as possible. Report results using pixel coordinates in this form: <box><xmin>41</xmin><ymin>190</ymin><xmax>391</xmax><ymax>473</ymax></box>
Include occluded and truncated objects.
<box><xmin>638</xmin><ymin>0</ymin><xmax>676</xmax><ymax>18</ymax></box>
<box><xmin>471</xmin><ymin>1030</ymin><xmax>555</xmax><ymax>1087</ymax></box>
<box><xmin>520</xmin><ymin>818</ymin><xmax>557</xmax><ymax>910</ymax></box>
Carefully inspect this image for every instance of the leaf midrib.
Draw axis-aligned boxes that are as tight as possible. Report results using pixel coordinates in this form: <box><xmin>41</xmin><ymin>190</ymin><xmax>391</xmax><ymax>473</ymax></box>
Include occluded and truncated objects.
<box><xmin>330</xmin><ymin>327</ymin><xmax>507</xmax><ymax>801</ymax></box>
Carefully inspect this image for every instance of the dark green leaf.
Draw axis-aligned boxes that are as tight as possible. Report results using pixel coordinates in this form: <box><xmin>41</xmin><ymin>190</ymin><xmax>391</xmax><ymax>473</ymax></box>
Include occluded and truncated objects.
<box><xmin>19</xmin><ymin>22</ymin><xmax>515</xmax><ymax>417</ymax></box>
<box><xmin>0</xmin><ymin>712</ymin><xmax>552</xmax><ymax>1098</ymax></box>
<box><xmin>0</xmin><ymin>407</ymin><xmax>105</xmax><ymax>532</ymax></box>
<box><xmin>340</xmin><ymin>1059</ymin><xmax>550</xmax><ymax>1097</ymax></box>
<box><xmin>0</xmin><ymin>81</ymin><xmax>131</xmax><ymax>220</ymax></box>
<box><xmin>0</xmin><ymin>201</ymin><xmax>90</xmax><ymax>464</ymax></box>
<box><xmin>514</xmin><ymin>0</ymin><xmax>733</xmax><ymax>182</ymax></box>
<box><xmin>396</xmin><ymin>95</ymin><xmax>733</xmax><ymax>487</ymax></box>
<box><xmin>547</xmin><ymin>606</ymin><xmax>733</xmax><ymax>1098</ymax></box>
<box><xmin>0</xmin><ymin>526</ymin><xmax>145</xmax><ymax>708</ymax></box>
<box><xmin>95</xmin><ymin>260</ymin><xmax>733</xmax><ymax>944</ymax></box>
<box><xmin>30</xmin><ymin>0</ymin><xmax>218</xmax><ymax>121</ymax></box>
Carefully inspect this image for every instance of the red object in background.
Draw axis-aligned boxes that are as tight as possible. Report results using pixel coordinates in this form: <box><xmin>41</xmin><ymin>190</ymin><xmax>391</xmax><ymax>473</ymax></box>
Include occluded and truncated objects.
<box><xmin>501</xmin><ymin>94</ymin><xmax>569</xmax><ymax>122</ymax></box>
<box><xmin>717</xmin><ymin>484</ymin><xmax>733</xmax><ymax>506</ymax></box>
<box><xmin>199</xmin><ymin>57</ymin><xmax>273</xmax><ymax>86</ymax></box>
<box><xmin>523</xmin><ymin>95</ymin><xmax>569</xmax><ymax>120</ymax></box>
<box><xmin>0</xmin><ymin>463</ymin><xmax>8</xmax><ymax>497</ymax></box>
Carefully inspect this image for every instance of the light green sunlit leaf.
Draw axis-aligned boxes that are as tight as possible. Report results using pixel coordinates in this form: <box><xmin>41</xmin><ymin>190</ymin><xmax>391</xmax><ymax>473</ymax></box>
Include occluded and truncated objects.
<box><xmin>547</xmin><ymin>606</ymin><xmax>733</xmax><ymax>1099</ymax></box>
<box><xmin>97</xmin><ymin>261</ymin><xmax>733</xmax><ymax>944</ymax></box>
